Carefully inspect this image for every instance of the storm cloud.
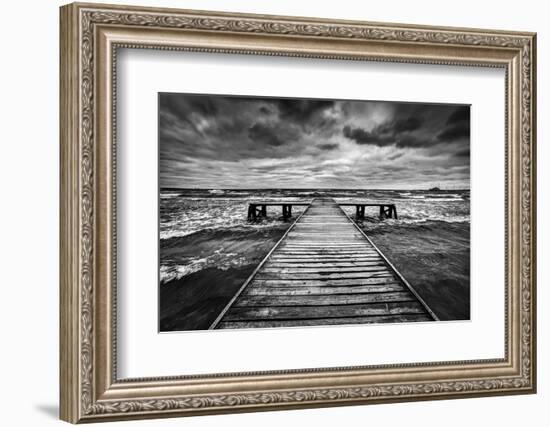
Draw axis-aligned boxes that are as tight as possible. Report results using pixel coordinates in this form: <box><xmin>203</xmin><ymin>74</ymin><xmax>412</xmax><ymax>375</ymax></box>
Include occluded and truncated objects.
<box><xmin>160</xmin><ymin>93</ymin><xmax>470</xmax><ymax>189</ymax></box>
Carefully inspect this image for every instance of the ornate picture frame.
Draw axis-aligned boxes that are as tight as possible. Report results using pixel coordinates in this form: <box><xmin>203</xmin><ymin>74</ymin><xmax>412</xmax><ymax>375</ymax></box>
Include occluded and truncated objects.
<box><xmin>60</xmin><ymin>2</ymin><xmax>536</xmax><ymax>423</ymax></box>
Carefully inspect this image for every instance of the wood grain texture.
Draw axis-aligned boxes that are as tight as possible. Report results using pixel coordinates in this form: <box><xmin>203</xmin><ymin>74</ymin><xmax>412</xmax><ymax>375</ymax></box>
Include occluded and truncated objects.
<box><xmin>217</xmin><ymin>314</ymin><xmax>433</xmax><ymax>329</ymax></box>
<box><xmin>214</xmin><ymin>199</ymin><xmax>436</xmax><ymax>328</ymax></box>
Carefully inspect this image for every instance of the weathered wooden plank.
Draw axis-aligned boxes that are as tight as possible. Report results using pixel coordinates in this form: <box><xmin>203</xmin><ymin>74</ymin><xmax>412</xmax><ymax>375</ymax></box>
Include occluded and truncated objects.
<box><xmin>223</xmin><ymin>301</ymin><xmax>427</xmax><ymax>321</ymax></box>
<box><xmin>234</xmin><ymin>292</ymin><xmax>415</xmax><ymax>307</ymax></box>
<box><xmin>217</xmin><ymin>314</ymin><xmax>433</xmax><ymax>329</ymax></box>
<box><xmin>261</xmin><ymin>266</ymin><xmax>389</xmax><ymax>274</ymax></box>
<box><xmin>276</xmin><ymin>248</ymin><xmax>377</xmax><ymax>253</ymax></box>
<box><xmin>290</xmin><ymin>232</ymin><xmax>356</xmax><ymax>235</ymax></box>
<box><xmin>286</xmin><ymin>238</ymin><xmax>364</xmax><ymax>242</ymax></box>
<box><xmin>284</xmin><ymin>239</ymin><xmax>366</xmax><ymax>243</ymax></box>
<box><xmin>269</xmin><ymin>257</ymin><xmax>383</xmax><ymax>263</ymax></box>
<box><xmin>277</xmin><ymin>248</ymin><xmax>376</xmax><ymax>252</ymax></box>
<box><xmin>265</xmin><ymin>261</ymin><xmax>385</xmax><ymax>268</ymax></box>
<box><xmin>287</xmin><ymin>225</ymin><xmax>357</xmax><ymax>229</ymax></box>
<box><xmin>270</xmin><ymin>256</ymin><xmax>383</xmax><ymax>261</ymax></box>
<box><xmin>291</xmin><ymin>231</ymin><xmax>356</xmax><ymax>234</ymax></box>
<box><xmin>281</xmin><ymin>242</ymin><xmax>370</xmax><ymax>245</ymax></box>
<box><xmin>275</xmin><ymin>253</ymin><xmax>379</xmax><ymax>257</ymax></box>
<box><xmin>251</xmin><ymin>278</ymin><xmax>399</xmax><ymax>287</ymax></box>
<box><xmin>243</xmin><ymin>283</ymin><xmax>405</xmax><ymax>296</ymax></box>
<box><xmin>256</xmin><ymin>271</ymin><xmax>395</xmax><ymax>280</ymax></box>
<box><xmin>280</xmin><ymin>248</ymin><xmax>374</xmax><ymax>251</ymax></box>
<box><xmin>279</xmin><ymin>244</ymin><xmax>374</xmax><ymax>247</ymax></box>
<box><xmin>277</xmin><ymin>249</ymin><xmax>377</xmax><ymax>253</ymax></box>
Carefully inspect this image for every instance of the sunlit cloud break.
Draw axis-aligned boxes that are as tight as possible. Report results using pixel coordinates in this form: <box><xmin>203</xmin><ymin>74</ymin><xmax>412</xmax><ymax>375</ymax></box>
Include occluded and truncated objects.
<box><xmin>159</xmin><ymin>93</ymin><xmax>470</xmax><ymax>190</ymax></box>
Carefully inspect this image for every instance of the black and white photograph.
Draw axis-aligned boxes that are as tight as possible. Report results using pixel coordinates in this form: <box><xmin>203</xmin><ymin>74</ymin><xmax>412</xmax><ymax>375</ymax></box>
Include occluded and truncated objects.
<box><xmin>159</xmin><ymin>93</ymin><xmax>471</xmax><ymax>332</ymax></box>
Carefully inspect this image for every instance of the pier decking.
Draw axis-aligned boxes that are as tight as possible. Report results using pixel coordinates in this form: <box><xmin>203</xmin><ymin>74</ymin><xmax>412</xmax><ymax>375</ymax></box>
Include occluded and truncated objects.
<box><xmin>210</xmin><ymin>198</ymin><xmax>437</xmax><ymax>329</ymax></box>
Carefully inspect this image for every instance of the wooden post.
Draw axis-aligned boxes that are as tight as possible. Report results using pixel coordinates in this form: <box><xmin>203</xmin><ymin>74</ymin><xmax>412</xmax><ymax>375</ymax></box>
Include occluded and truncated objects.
<box><xmin>356</xmin><ymin>205</ymin><xmax>365</xmax><ymax>220</ymax></box>
<box><xmin>248</xmin><ymin>204</ymin><xmax>256</xmax><ymax>220</ymax></box>
<box><xmin>379</xmin><ymin>205</ymin><xmax>384</xmax><ymax>220</ymax></box>
<box><xmin>282</xmin><ymin>204</ymin><xmax>293</xmax><ymax>218</ymax></box>
<box><xmin>261</xmin><ymin>205</ymin><xmax>267</xmax><ymax>218</ymax></box>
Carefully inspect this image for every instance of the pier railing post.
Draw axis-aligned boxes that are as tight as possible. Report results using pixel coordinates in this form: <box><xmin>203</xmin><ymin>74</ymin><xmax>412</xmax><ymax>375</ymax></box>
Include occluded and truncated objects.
<box><xmin>247</xmin><ymin>204</ymin><xmax>256</xmax><ymax>220</ymax></box>
<box><xmin>282</xmin><ymin>204</ymin><xmax>293</xmax><ymax>218</ymax></box>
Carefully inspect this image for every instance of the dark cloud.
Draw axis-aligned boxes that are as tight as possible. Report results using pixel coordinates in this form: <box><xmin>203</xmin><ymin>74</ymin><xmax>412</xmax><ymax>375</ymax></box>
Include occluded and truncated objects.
<box><xmin>343</xmin><ymin>124</ymin><xmax>428</xmax><ymax>148</ymax></box>
<box><xmin>437</xmin><ymin>123</ymin><xmax>470</xmax><ymax>142</ymax></box>
<box><xmin>446</xmin><ymin>106</ymin><xmax>470</xmax><ymax>125</ymax></box>
<box><xmin>378</xmin><ymin>116</ymin><xmax>424</xmax><ymax>134</ymax></box>
<box><xmin>248</xmin><ymin>122</ymin><xmax>300</xmax><ymax>147</ymax></box>
<box><xmin>159</xmin><ymin>93</ymin><xmax>470</xmax><ymax>189</ymax></box>
<box><xmin>343</xmin><ymin>125</ymin><xmax>387</xmax><ymax>146</ymax></box>
<box><xmin>274</xmin><ymin>99</ymin><xmax>334</xmax><ymax>122</ymax></box>
<box><xmin>342</xmin><ymin>106</ymin><xmax>432</xmax><ymax>148</ymax></box>
<box><xmin>343</xmin><ymin>103</ymin><xmax>470</xmax><ymax>150</ymax></box>
<box><xmin>454</xmin><ymin>147</ymin><xmax>471</xmax><ymax>158</ymax></box>
<box><xmin>437</xmin><ymin>106</ymin><xmax>470</xmax><ymax>142</ymax></box>
<box><xmin>387</xmin><ymin>152</ymin><xmax>404</xmax><ymax>161</ymax></box>
<box><xmin>317</xmin><ymin>143</ymin><xmax>339</xmax><ymax>151</ymax></box>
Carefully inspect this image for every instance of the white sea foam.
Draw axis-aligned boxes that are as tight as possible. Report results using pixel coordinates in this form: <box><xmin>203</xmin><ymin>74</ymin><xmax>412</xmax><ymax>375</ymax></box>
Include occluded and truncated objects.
<box><xmin>160</xmin><ymin>251</ymin><xmax>250</xmax><ymax>283</ymax></box>
<box><xmin>160</xmin><ymin>197</ymin><xmax>309</xmax><ymax>240</ymax></box>
<box><xmin>159</xmin><ymin>189</ymin><xmax>470</xmax><ymax>284</ymax></box>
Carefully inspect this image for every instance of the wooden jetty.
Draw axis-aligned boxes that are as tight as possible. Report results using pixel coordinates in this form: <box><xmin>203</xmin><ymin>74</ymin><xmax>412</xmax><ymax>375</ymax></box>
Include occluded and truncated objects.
<box><xmin>339</xmin><ymin>202</ymin><xmax>398</xmax><ymax>220</ymax></box>
<box><xmin>210</xmin><ymin>198</ymin><xmax>437</xmax><ymax>329</ymax></box>
<box><xmin>248</xmin><ymin>201</ymin><xmax>397</xmax><ymax>220</ymax></box>
<box><xmin>248</xmin><ymin>202</ymin><xmax>310</xmax><ymax>220</ymax></box>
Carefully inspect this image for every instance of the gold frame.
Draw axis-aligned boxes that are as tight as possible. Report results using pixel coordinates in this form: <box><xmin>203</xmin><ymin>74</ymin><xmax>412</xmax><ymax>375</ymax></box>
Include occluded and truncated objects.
<box><xmin>60</xmin><ymin>2</ymin><xmax>537</xmax><ymax>423</ymax></box>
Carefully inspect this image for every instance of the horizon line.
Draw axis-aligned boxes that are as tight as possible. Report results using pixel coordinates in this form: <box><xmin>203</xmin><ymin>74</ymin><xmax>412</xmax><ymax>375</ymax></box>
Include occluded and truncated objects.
<box><xmin>160</xmin><ymin>187</ymin><xmax>471</xmax><ymax>191</ymax></box>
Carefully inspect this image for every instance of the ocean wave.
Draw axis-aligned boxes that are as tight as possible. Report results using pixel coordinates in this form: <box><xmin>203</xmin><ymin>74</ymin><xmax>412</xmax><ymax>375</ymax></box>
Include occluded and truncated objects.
<box><xmin>160</xmin><ymin>199</ymin><xmax>306</xmax><ymax>240</ymax></box>
<box><xmin>160</xmin><ymin>192</ymin><xmax>182</xmax><ymax>199</ymax></box>
<box><xmin>161</xmin><ymin>189</ymin><xmax>470</xmax><ymax>240</ymax></box>
<box><xmin>160</xmin><ymin>220</ymin><xmax>285</xmax><ymax>240</ymax></box>
<box><xmin>160</xmin><ymin>249</ymin><xmax>251</xmax><ymax>283</ymax></box>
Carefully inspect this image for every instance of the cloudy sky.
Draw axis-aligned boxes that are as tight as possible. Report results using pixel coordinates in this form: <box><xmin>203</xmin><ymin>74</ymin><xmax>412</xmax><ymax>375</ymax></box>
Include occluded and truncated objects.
<box><xmin>159</xmin><ymin>93</ymin><xmax>470</xmax><ymax>189</ymax></box>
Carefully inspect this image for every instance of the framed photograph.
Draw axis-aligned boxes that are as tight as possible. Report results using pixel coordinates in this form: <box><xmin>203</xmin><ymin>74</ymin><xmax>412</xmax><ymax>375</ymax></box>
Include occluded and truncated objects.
<box><xmin>60</xmin><ymin>2</ymin><xmax>536</xmax><ymax>423</ymax></box>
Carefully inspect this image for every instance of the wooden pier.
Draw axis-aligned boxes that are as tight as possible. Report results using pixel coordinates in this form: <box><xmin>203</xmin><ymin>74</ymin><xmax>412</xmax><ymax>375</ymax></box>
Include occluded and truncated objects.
<box><xmin>248</xmin><ymin>202</ymin><xmax>310</xmax><ymax>220</ymax></box>
<box><xmin>248</xmin><ymin>201</ymin><xmax>397</xmax><ymax>220</ymax></box>
<box><xmin>211</xmin><ymin>198</ymin><xmax>437</xmax><ymax>329</ymax></box>
<box><xmin>339</xmin><ymin>202</ymin><xmax>398</xmax><ymax>220</ymax></box>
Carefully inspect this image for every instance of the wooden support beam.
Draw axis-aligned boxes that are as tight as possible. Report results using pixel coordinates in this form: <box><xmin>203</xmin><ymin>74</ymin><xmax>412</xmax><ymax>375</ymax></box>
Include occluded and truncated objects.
<box><xmin>282</xmin><ymin>204</ymin><xmax>293</xmax><ymax>218</ymax></box>
<box><xmin>247</xmin><ymin>204</ymin><xmax>256</xmax><ymax>220</ymax></box>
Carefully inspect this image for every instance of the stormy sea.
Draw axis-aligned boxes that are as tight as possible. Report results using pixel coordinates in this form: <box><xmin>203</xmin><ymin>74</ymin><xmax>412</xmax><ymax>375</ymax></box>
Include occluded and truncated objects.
<box><xmin>159</xmin><ymin>188</ymin><xmax>470</xmax><ymax>331</ymax></box>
